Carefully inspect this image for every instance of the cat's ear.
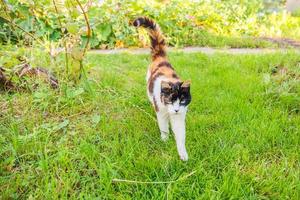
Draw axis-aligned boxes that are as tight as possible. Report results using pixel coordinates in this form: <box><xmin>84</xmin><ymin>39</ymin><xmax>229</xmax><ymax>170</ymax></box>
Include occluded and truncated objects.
<box><xmin>181</xmin><ymin>80</ymin><xmax>191</xmax><ymax>92</ymax></box>
<box><xmin>161</xmin><ymin>81</ymin><xmax>171</xmax><ymax>93</ymax></box>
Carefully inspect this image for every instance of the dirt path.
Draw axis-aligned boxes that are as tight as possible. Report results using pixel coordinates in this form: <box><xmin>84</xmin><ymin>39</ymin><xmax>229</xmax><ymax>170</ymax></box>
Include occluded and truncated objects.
<box><xmin>261</xmin><ymin>37</ymin><xmax>300</xmax><ymax>48</ymax></box>
<box><xmin>89</xmin><ymin>47</ymin><xmax>298</xmax><ymax>55</ymax></box>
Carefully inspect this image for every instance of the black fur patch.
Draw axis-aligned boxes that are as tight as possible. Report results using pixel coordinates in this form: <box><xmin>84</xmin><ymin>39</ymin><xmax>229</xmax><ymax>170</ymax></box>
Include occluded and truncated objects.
<box><xmin>133</xmin><ymin>17</ymin><xmax>155</xmax><ymax>29</ymax></box>
<box><xmin>172</xmin><ymin>73</ymin><xmax>179</xmax><ymax>78</ymax></box>
<box><xmin>154</xmin><ymin>50</ymin><xmax>166</xmax><ymax>58</ymax></box>
<box><xmin>150</xmin><ymin>37</ymin><xmax>158</xmax><ymax>48</ymax></box>
<box><xmin>151</xmin><ymin>61</ymin><xmax>174</xmax><ymax>76</ymax></box>
<box><xmin>148</xmin><ymin>72</ymin><xmax>163</xmax><ymax>94</ymax></box>
<box><xmin>157</xmin><ymin>61</ymin><xmax>173</xmax><ymax>69</ymax></box>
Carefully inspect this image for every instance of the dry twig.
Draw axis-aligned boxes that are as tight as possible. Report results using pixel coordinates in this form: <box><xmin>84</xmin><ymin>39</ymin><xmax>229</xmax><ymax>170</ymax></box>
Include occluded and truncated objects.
<box><xmin>112</xmin><ymin>170</ymin><xmax>197</xmax><ymax>184</ymax></box>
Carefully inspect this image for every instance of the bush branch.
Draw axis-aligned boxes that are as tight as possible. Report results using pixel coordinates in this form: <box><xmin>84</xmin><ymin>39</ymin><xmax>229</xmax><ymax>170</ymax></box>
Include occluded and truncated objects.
<box><xmin>75</xmin><ymin>0</ymin><xmax>91</xmax><ymax>57</ymax></box>
<box><xmin>52</xmin><ymin>0</ymin><xmax>69</xmax><ymax>75</ymax></box>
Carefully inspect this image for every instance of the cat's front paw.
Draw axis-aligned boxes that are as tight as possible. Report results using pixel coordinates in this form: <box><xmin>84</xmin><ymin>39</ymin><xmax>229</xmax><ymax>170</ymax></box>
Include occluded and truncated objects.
<box><xmin>179</xmin><ymin>151</ymin><xmax>188</xmax><ymax>161</ymax></box>
<box><xmin>160</xmin><ymin>131</ymin><xmax>169</xmax><ymax>141</ymax></box>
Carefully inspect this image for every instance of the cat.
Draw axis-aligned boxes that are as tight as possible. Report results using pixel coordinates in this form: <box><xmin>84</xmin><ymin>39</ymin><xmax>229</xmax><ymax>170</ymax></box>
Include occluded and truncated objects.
<box><xmin>133</xmin><ymin>17</ymin><xmax>191</xmax><ymax>161</ymax></box>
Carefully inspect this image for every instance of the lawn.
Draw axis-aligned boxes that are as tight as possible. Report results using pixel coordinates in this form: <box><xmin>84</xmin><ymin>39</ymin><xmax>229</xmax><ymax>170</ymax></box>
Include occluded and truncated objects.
<box><xmin>1</xmin><ymin>51</ymin><xmax>300</xmax><ymax>199</ymax></box>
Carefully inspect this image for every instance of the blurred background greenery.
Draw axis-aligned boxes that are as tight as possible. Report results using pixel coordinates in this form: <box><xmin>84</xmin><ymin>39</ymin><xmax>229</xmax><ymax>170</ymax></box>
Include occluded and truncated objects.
<box><xmin>1</xmin><ymin>0</ymin><xmax>300</xmax><ymax>49</ymax></box>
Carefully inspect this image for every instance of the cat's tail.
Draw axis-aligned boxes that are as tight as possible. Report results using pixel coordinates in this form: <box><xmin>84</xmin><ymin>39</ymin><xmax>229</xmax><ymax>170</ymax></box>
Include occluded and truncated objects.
<box><xmin>132</xmin><ymin>17</ymin><xmax>166</xmax><ymax>60</ymax></box>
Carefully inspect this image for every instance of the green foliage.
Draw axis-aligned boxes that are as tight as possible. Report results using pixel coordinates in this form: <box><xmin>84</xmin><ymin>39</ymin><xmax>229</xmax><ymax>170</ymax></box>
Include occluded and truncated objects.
<box><xmin>1</xmin><ymin>0</ymin><xmax>300</xmax><ymax>49</ymax></box>
<box><xmin>292</xmin><ymin>8</ymin><xmax>300</xmax><ymax>17</ymax></box>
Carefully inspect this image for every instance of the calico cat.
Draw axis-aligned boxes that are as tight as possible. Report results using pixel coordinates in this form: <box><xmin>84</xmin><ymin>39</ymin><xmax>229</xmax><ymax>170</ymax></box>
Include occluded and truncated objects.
<box><xmin>133</xmin><ymin>17</ymin><xmax>191</xmax><ymax>161</ymax></box>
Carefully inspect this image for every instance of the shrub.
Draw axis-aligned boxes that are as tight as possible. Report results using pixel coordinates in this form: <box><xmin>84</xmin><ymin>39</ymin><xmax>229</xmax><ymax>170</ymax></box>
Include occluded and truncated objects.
<box><xmin>1</xmin><ymin>0</ymin><xmax>300</xmax><ymax>49</ymax></box>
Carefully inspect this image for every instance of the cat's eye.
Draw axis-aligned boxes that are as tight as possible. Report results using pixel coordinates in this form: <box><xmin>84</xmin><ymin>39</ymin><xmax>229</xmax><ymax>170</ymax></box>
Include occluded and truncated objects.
<box><xmin>180</xmin><ymin>97</ymin><xmax>188</xmax><ymax>105</ymax></box>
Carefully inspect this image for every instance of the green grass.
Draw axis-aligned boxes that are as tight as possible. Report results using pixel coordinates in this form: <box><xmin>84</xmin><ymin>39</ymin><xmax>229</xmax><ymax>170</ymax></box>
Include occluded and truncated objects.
<box><xmin>0</xmin><ymin>51</ymin><xmax>300</xmax><ymax>199</ymax></box>
<box><xmin>169</xmin><ymin>31</ymin><xmax>279</xmax><ymax>49</ymax></box>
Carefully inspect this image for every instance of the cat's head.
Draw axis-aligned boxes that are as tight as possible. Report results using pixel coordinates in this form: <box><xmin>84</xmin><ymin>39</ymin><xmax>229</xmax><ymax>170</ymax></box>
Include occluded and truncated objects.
<box><xmin>161</xmin><ymin>80</ymin><xmax>191</xmax><ymax>114</ymax></box>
